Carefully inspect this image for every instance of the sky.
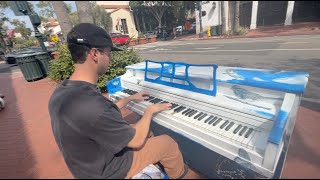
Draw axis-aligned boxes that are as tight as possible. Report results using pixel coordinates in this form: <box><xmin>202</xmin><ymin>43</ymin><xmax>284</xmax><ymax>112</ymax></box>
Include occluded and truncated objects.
<box><xmin>4</xmin><ymin>1</ymin><xmax>77</xmax><ymax>30</ymax></box>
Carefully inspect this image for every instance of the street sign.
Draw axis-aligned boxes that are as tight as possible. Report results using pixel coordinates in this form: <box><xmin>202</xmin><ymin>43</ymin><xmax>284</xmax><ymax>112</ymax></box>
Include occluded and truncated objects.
<box><xmin>51</xmin><ymin>35</ymin><xmax>59</xmax><ymax>43</ymax></box>
<box><xmin>9</xmin><ymin>1</ymin><xmax>32</xmax><ymax>16</ymax></box>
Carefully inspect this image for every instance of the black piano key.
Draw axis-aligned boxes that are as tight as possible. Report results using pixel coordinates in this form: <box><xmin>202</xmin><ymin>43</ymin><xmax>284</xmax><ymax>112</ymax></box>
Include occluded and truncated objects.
<box><xmin>212</xmin><ymin>118</ymin><xmax>222</xmax><ymax>126</ymax></box>
<box><xmin>233</xmin><ymin>125</ymin><xmax>243</xmax><ymax>134</ymax></box>
<box><xmin>225</xmin><ymin>122</ymin><xmax>235</xmax><ymax>131</ymax></box>
<box><xmin>239</xmin><ymin>126</ymin><xmax>248</xmax><ymax>136</ymax></box>
<box><xmin>204</xmin><ymin>115</ymin><xmax>214</xmax><ymax>123</ymax></box>
<box><xmin>161</xmin><ymin>101</ymin><xmax>169</xmax><ymax>103</ymax></box>
<box><xmin>194</xmin><ymin>112</ymin><xmax>203</xmax><ymax>119</ymax></box>
<box><xmin>171</xmin><ymin>104</ymin><xmax>179</xmax><ymax>109</ymax></box>
<box><xmin>198</xmin><ymin>114</ymin><xmax>207</xmax><ymax>120</ymax></box>
<box><xmin>185</xmin><ymin>109</ymin><xmax>194</xmax><ymax>116</ymax></box>
<box><xmin>188</xmin><ymin>110</ymin><xmax>198</xmax><ymax>117</ymax></box>
<box><xmin>177</xmin><ymin>107</ymin><xmax>186</xmax><ymax>113</ymax></box>
<box><xmin>145</xmin><ymin>96</ymin><xmax>154</xmax><ymax>101</ymax></box>
<box><xmin>174</xmin><ymin>106</ymin><xmax>183</xmax><ymax>112</ymax></box>
<box><xmin>220</xmin><ymin>120</ymin><xmax>229</xmax><ymax>129</ymax></box>
<box><xmin>208</xmin><ymin>119</ymin><xmax>216</xmax><ymax>125</ymax></box>
<box><xmin>182</xmin><ymin>108</ymin><xmax>191</xmax><ymax>115</ymax></box>
<box><xmin>245</xmin><ymin>128</ymin><xmax>254</xmax><ymax>138</ymax></box>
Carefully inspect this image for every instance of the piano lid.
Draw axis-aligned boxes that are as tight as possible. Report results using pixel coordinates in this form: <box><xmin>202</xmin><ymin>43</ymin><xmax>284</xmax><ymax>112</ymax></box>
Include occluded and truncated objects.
<box><xmin>125</xmin><ymin>61</ymin><xmax>309</xmax><ymax>94</ymax></box>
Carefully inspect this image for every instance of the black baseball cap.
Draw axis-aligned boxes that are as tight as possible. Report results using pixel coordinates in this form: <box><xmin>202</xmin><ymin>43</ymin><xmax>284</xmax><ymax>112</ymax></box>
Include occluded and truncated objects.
<box><xmin>67</xmin><ymin>23</ymin><xmax>122</xmax><ymax>51</ymax></box>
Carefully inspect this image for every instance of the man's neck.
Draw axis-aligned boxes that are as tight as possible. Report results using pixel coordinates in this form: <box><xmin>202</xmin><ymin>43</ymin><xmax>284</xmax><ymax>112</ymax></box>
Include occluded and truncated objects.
<box><xmin>69</xmin><ymin>64</ymin><xmax>98</xmax><ymax>85</ymax></box>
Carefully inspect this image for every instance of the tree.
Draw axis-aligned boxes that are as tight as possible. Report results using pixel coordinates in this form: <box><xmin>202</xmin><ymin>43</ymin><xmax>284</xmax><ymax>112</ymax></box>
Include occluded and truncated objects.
<box><xmin>234</xmin><ymin>1</ymin><xmax>240</xmax><ymax>31</ymax></box>
<box><xmin>90</xmin><ymin>2</ymin><xmax>112</xmax><ymax>32</ymax></box>
<box><xmin>130</xmin><ymin>1</ymin><xmax>142</xmax><ymax>33</ymax></box>
<box><xmin>143</xmin><ymin>1</ymin><xmax>171</xmax><ymax>28</ymax></box>
<box><xmin>0</xmin><ymin>1</ymin><xmax>9</xmax><ymax>53</ymax></box>
<box><xmin>75</xmin><ymin>1</ymin><xmax>94</xmax><ymax>24</ymax></box>
<box><xmin>221</xmin><ymin>1</ymin><xmax>227</xmax><ymax>34</ymax></box>
<box><xmin>69</xmin><ymin>12</ymin><xmax>80</xmax><ymax>26</ymax></box>
<box><xmin>37</xmin><ymin>1</ymin><xmax>55</xmax><ymax>18</ymax></box>
<box><xmin>11</xmin><ymin>19</ymin><xmax>32</xmax><ymax>40</ymax></box>
<box><xmin>51</xmin><ymin>1</ymin><xmax>73</xmax><ymax>41</ymax></box>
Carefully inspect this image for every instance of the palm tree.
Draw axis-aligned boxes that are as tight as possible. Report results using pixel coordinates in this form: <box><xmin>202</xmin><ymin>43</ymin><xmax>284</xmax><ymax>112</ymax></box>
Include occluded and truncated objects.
<box><xmin>51</xmin><ymin>1</ymin><xmax>73</xmax><ymax>41</ymax></box>
<box><xmin>234</xmin><ymin>1</ymin><xmax>240</xmax><ymax>32</ymax></box>
<box><xmin>75</xmin><ymin>1</ymin><xmax>94</xmax><ymax>24</ymax></box>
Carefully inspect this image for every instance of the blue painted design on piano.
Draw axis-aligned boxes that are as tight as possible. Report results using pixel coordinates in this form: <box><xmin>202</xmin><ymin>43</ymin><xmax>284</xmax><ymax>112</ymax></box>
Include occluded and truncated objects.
<box><xmin>255</xmin><ymin>110</ymin><xmax>274</xmax><ymax>119</ymax></box>
<box><xmin>144</xmin><ymin>60</ymin><xmax>219</xmax><ymax>96</ymax></box>
<box><xmin>268</xmin><ymin>110</ymin><xmax>289</xmax><ymax>144</ymax></box>
<box><xmin>106</xmin><ymin>77</ymin><xmax>124</xmax><ymax>94</ymax></box>
<box><xmin>220</xmin><ymin>69</ymin><xmax>309</xmax><ymax>94</ymax></box>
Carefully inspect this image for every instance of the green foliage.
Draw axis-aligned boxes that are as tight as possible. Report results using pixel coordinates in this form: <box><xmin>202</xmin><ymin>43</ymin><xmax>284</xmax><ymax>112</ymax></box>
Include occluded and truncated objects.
<box><xmin>97</xmin><ymin>48</ymin><xmax>142</xmax><ymax>92</ymax></box>
<box><xmin>13</xmin><ymin>37</ymin><xmax>38</xmax><ymax>49</ymax></box>
<box><xmin>48</xmin><ymin>43</ymin><xmax>75</xmax><ymax>81</ymax></box>
<box><xmin>10</xmin><ymin>19</ymin><xmax>32</xmax><ymax>40</ymax></box>
<box><xmin>90</xmin><ymin>2</ymin><xmax>112</xmax><ymax>32</ymax></box>
<box><xmin>37</xmin><ymin>1</ymin><xmax>55</xmax><ymax>18</ymax></box>
<box><xmin>233</xmin><ymin>26</ymin><xmax>249</xmax><ymax>36</ymax></box>
<box><xmin>47</xmin><ymin>44</ymin><xmax>142</xmax><ymax>93</ymax></box>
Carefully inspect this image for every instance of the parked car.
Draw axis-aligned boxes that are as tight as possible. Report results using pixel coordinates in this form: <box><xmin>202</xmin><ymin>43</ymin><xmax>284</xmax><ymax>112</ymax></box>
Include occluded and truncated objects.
<box><xmin>5</xmin><ymin>47</ymin><xmax>56</xmax><ymax>64</ymax></box>
<box><xmin>111</xmin><ymin>34</ymin><xmax>129</xmax><ymax>46</ymax></box>
<box><xmin>110</xmin><ymin>33</ymin><xmax>123</xmax><ymax>37</ymax></box>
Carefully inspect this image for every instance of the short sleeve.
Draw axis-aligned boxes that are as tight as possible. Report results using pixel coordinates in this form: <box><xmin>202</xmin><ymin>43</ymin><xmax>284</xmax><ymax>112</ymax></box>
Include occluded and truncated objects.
<box><xmin>89</xmin><ymin>107</ymin><xmax>136</xmax><ymax>154</ymax></box>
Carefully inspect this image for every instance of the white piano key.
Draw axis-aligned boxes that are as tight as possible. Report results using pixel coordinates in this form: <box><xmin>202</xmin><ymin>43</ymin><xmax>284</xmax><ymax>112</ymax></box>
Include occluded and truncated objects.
<box><xmin>248</xmin><ymin>131</ymin><xmax>269</xmax><ymax>153</ymax></box>
<box><xmin>242</xmin><ymin>129</ymin><xmax>257</xmax><ymax>149</ymax></box>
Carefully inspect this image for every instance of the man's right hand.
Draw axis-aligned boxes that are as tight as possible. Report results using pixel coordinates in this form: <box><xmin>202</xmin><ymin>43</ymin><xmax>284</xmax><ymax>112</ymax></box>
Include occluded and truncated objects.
<box><xmin>145</xmin><ymin>103</ymin><xmax>172</xmax><ymax>114</ymax></box>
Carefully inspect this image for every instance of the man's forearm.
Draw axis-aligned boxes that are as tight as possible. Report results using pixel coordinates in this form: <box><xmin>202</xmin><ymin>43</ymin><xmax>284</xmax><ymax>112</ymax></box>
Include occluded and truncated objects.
<box><xmin>115</xmin><ymin>97</ymin><xmax>132</xmax><ymax>109</ymax></box>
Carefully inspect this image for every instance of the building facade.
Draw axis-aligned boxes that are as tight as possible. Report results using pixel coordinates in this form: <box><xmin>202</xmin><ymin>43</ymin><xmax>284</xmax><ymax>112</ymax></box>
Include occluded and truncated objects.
<box><xmin>195</xmin><ymin>1</ymin><xmax>320</xmax><ymax>34</ymax></box>
<box><xmin>96</xmin><ymin>1</ymin><xmax>139</xmax><ymax>38</ymax></box>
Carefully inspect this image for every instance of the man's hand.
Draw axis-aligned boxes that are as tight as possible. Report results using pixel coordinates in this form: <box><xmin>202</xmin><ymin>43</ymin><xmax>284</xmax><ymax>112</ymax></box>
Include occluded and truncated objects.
<box><xmin>128</xmin><ymin>91</ymin><xmax>149</xmax><ymax>102</ymax></box>
<box><xmin>145</xmin><ymin>103</ymin><xmax>172</xmax><ymax>114</ymax></box>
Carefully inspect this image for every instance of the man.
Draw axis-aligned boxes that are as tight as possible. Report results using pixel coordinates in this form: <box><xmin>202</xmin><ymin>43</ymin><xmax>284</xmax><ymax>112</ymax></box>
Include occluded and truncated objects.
<box><xmin>48</xmin><ymin>23</ymin><xmax>188</xmax><ymax>179</ymax></box>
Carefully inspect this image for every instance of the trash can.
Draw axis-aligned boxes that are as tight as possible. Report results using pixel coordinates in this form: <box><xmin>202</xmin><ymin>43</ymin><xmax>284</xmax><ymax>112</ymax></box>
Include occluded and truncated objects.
<box><xmin>16</xmin><ymin>54</ymin><xmax>44</xmax><ymax>82</ymax></box>
<box><xmin>34</xmin><ymin>52</ymin><xmax>51</xmax><ymax>76</ymax></box>
<box><xmin>210</xmin><ymin>26</ymin><xmax>216</xmax><ymax>36</ymax></box>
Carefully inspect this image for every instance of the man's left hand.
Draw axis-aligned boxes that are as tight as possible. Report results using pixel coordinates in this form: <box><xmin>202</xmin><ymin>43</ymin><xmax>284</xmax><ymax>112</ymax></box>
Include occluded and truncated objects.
<box><xmin>128</xmin><ymin>91</ymin><xmax>149</xmax><ymax>102</ymax></box>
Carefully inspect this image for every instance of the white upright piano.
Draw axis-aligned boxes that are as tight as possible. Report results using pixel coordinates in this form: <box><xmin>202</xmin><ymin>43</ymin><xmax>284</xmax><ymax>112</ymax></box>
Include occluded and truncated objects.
<box><xmin>107</xmin><ymin>60</ymin><xmax>309</xmax><ymax>179</ymax></box>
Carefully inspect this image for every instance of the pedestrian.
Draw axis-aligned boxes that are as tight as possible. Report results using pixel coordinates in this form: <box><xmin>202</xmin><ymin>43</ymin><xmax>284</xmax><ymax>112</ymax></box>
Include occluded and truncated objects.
<box><xmin>48</xmin><ymin>23</ymin><xmax>188</xmax><ymax>179</ymax></box>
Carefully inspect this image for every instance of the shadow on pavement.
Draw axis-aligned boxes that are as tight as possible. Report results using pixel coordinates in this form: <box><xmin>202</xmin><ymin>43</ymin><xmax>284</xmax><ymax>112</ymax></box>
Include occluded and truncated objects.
<box><xmin>0</xmin><ymin>68</ymin><xmax>36</xmax><ymax>178</ymax></box>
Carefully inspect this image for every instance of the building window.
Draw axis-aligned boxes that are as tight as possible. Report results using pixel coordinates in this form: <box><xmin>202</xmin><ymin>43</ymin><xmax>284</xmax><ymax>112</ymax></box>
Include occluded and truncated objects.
<box><xmin>121</xmin><ymin>19</ymin><xmax>129</xmax><ymax>34</ymax></box>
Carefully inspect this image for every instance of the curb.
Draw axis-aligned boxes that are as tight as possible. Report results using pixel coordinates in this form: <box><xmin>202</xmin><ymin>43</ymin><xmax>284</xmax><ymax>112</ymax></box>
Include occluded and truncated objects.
<box><xmin>176</xmin><ymin>32</ymin><xmax>320</xmax><ymax>41</ymax></box>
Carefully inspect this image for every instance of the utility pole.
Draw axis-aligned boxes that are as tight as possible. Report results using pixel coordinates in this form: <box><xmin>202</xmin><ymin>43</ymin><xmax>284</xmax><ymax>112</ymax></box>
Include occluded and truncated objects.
<box><xmin>197</xmin><ymin>1</ymin><xmax>204</xmax><ymax>38</ymax></box>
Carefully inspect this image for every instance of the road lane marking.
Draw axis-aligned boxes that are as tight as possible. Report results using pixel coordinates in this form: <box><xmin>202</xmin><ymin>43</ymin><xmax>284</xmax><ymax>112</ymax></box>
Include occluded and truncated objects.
<box><xmin>143</xmin><ymin>48</ymin><xmax>320</xmax><ymax>53</ymax></box>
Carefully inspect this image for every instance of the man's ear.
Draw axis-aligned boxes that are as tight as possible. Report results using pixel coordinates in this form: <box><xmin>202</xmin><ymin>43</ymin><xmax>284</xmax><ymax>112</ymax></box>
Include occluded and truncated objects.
<box><xmin>88</xmin><ymin>48</ymin><xmax>99</xmax><ymax>63</ymax></box>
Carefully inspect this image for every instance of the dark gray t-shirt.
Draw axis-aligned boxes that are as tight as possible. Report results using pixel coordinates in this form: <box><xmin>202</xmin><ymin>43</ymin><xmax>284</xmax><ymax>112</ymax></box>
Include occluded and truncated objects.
<box><xmin>48</xmin><ymin>79</ymin><xmax>135</xmax><ymax>179</ymax></box>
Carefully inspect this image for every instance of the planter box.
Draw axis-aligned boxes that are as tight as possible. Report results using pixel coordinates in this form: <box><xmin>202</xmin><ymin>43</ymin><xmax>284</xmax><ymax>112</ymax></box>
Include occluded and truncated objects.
<box><xmin>150</xmin><ymin>37</ymin><xmax>157</xmax><ymax>43</ymax></box>
<box><xmin>138</xmin><ymin>38</ymin><xmax>147</xmax><ymax>44</ymax></box>
<box><xmin>128</xmin><ymin>40</ymin><xmax>136</xmax><ymax>47</ymax></box>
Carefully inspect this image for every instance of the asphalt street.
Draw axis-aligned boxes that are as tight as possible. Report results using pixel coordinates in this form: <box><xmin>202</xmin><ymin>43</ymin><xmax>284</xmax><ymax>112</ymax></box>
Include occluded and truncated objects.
<box><xmin>136</xmin><ymin>35</ymin><xmax>320</xmax><ymax>112</ymax></box>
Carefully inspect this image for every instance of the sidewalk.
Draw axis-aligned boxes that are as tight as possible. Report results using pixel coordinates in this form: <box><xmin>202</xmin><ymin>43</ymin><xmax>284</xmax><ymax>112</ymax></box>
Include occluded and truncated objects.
<box><xmin>0</xmin><ymin>73</ymin><xmax>319</xmax><ymax>178</ymax></box>
<box><xmin>178</xmin><ymin>22</ymin><xmax>320</xmax><ymax>41</ymax></box>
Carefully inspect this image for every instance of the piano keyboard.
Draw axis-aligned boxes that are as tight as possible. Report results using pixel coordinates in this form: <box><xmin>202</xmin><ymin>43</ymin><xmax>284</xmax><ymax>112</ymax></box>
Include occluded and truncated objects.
<box><xmin>113</xmin><ymin>88</ymin><xmax>270</xmax><ymax>154</ymax></box>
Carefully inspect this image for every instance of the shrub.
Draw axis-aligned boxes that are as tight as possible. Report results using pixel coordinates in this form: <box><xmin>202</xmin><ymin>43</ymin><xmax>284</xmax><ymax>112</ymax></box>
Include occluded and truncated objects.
<box><xmin>98</xmin><ymin>47</ymin><xmax>142</xmax><ymax>92</ymax></box>
<box><xmin>48</xmin><ymin>44</ymin><xmax>141</xmax><ymax>93</ymax></box>
<box><xmin>48</xmin><ymin>43</ymin><xmax>75</xmax><ymax>81</ymax></box>
<box><xmin>233</xmin><ymin>26</ymin><xmax>249</xmax><ymax>36</ymax></box>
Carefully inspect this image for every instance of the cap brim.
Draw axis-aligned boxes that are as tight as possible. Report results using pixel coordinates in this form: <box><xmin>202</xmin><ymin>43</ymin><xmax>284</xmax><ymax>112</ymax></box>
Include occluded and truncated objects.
<box><xmin>111</xmin><ymin>46</ymin><xmax>123</xmax><ymax>51</ymax></box>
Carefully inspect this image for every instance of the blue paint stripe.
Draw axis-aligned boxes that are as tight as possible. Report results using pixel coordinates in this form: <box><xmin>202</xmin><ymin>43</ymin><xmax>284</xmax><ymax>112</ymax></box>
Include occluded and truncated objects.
<box><xmin>268</xmin><ymin>111</ymin><xmax>289</xmax><ymax>144</ymax></box>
